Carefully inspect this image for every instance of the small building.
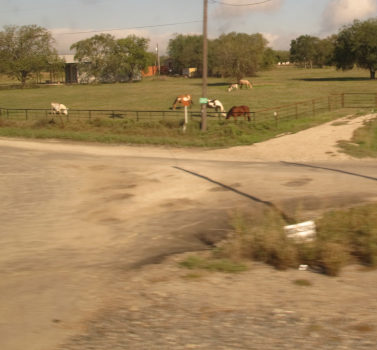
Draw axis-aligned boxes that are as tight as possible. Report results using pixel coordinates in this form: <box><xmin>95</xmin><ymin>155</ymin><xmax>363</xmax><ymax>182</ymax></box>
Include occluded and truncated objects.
<box><xmin>142</xmin><ymin>66</ymin><xmax>159</xmax><ymax>77</ymax></box>
<box><xmin>60</xmin><ymin>55</ymin><xmax>78</xmax><ymax>84</ymax></box>
<box><xmin>182</xmin><ymin>67</ymin><xmax>197</xmax><ymax>78</ymax></box>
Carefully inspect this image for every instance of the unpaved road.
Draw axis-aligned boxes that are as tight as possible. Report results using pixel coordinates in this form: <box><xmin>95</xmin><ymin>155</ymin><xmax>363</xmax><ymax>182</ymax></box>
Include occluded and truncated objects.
<box><xmin>0</xmin><ymin>114</ymin><xmax>377</xmax><ymax>350</ymax></box>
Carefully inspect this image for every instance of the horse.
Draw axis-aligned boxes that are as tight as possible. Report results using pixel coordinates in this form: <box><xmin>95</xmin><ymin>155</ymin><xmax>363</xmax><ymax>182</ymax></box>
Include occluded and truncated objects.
<box><xmin>172</xmin><ymin>94</ymin><xmax>193</xmax><ymax>110</ymax></box>
<box><xmin>226</xmin><ymin>105</ymin><xmax>251</xmax><ymax>121</ymax></box>
<box><xmin>227</xmin><ymin>83</ymin><xmax>239</xmax><ymax>92</ymax></box>
<box><xmin>238</xmin><ymin>79</ymin><xmax>253</xmax><ymax>89</ymax></box>
<box><xmin>207</xmin><ymin>99</ymin><xmax>226</xmax><ymax>117</ymax></box>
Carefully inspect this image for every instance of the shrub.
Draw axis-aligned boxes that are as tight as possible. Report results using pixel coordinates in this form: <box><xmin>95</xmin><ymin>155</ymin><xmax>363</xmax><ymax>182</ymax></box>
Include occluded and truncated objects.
<box><xmin>217</xmin><ymin>203</ymin><xmax>377</xmax><ymax>276</ymax></box>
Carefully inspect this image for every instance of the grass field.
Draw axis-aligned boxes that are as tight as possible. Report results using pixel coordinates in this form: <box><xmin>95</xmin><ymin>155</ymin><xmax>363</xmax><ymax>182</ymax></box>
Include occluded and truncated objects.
<box><xmin>0</xmin><ymin>66</ymin><xmax>376</xmax><ymax>149</ymax></box>
<box><xmin>1</xmin><ymin>66</ymin><xmax>377</xmax><ymax>110</ymax></box>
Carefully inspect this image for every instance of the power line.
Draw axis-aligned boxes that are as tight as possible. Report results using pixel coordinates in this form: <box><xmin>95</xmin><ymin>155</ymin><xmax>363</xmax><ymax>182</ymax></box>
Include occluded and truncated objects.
<box><xmin>55</xmin><ymin>20</ymin><xmax>202</xmax><ymax>36</ymax></box>
<box><xmin>209</xmin><ymin>0</ymin><xmax>276</xmax><ymax>6</ymax></box>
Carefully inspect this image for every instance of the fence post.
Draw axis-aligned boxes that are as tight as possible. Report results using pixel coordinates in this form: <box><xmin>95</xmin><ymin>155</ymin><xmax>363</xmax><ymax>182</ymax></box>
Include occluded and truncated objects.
<box><xmin>183</xmin><ymin>106</ymin><xmax>188</xmax><ymax>132</ymax></box>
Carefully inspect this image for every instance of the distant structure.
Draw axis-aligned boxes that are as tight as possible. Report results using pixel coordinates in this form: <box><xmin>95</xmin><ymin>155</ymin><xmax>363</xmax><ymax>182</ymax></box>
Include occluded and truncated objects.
<box><xmin>59</xmin><ymin>55</ymin><xmax>78</xmax><ymax>83</ymax></box>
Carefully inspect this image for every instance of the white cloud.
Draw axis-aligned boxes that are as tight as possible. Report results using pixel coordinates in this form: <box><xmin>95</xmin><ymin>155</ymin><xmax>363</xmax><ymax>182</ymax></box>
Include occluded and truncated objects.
<box><xmin>213</xmin><ymin>0</ymin><xmax>284</xmax><ymax>19</ymax></box>
<box><xmin>321</xmin><ymin>0</ymin><xmax>377</xmax><ymax>32</ymax></box>
<box><xmin>261</xmin><ymin>31</ymin><xmax>297</xmax><ymax>50</ymax></box>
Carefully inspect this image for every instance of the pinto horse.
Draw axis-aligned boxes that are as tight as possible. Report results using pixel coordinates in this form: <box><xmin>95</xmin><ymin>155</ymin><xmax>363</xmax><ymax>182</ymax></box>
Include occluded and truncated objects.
<box><xmin>238</xmin><ymin>79</ymin><xmax>252</xmax><ymax>89</ymax></box>
<box><xmin>207</xmin><ymin>99</ymin><xmax>226</xmax><ymax>117</ymax></box>
<box><xmin>172</xmin><ymin>94</ymin><xmax>193</xmax><ymax>110</ymax></box>
<box><xmin>226</xmin><ymin>105</ymin><xmax>251</xmax><ymax>121</ymax></box>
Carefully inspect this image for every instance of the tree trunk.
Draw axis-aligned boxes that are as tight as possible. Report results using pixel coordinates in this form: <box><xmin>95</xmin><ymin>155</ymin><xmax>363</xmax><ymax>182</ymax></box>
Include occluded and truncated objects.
<box><xmin>370</xmin><ymin>70</ymin><xmax>375</xmax><ymax>79</ymax></box>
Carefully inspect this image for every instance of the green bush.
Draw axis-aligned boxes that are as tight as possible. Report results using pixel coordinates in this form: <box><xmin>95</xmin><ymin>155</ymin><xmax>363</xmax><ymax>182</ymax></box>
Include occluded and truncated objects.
<box><xmin>217</xmin><ymin>203</ymin><xmax>377</xmax><ymax>276</ymax></box>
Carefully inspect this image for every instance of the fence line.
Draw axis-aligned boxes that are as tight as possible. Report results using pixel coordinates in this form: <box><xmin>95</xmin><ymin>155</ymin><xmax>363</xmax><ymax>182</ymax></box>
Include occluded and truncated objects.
<box><xmin>0</xmin><ymin>93</ymin><xmax>376</xmax><ymax>127</ymax></box>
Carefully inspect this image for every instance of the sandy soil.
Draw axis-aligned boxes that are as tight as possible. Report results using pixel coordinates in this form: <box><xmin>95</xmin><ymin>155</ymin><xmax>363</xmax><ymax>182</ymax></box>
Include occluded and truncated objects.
<box><xmin>0</xmin><ymin>113</ymin><xmax>376</xmax><ymax>350</ymax></box>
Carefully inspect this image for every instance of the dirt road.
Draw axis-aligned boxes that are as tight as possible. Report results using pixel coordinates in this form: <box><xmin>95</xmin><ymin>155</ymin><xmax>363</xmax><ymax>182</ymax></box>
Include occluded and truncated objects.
<box><xmin>0</xmin><ymin>114</ymin><xmax>376</xmax><ymax>350</ymax></box>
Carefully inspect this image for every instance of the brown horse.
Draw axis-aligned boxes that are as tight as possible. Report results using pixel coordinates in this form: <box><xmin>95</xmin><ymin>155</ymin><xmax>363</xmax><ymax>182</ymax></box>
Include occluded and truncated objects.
<box><xmin>238</xmin><ymin>79</ymin><xmax>252</xmax><ymax>89</ymax></box>
<box><xmin>226</xmin><ymin>105</ymin><xmax>251</xmax><ymax>121</ymax></box>
<box><xmin>172</xmin><ymin>94</ymin><xmax>194</xmax><ymax>110</ymax></box>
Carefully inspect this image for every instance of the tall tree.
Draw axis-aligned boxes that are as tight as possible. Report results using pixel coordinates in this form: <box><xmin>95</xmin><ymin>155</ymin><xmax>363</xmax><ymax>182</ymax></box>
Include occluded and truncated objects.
<box><xmin>71</xmin><ymin>34</ymin><xmax>151</xmax><ymax>82</ymax></box>
<box><xmin>70</xmin><ymin>34</ymin><xmax>115</xmax><ymax>82</ymax></box>
<box><xmin>0</xmin><ymin>25</ymin><xmax>58</xmax><ymax>85</ymax></box>
<box><xmin>290</xmin><ymin>35</ymin><xmax>320</xmax><ymax>68</ymax></box>
<box><xmin>167</xmin><ymin>34</ymin><xmax>203</xmax><ymax>74</ymax></box>
<box><xmin>334</xmin><ymin>19</ymin><xmax>377</xmax><ymax>79</ymax></box>
<box><xmin>211</xmin><ymin>32</ymin><xmax>267</xmax><ymax>80</ymax></box>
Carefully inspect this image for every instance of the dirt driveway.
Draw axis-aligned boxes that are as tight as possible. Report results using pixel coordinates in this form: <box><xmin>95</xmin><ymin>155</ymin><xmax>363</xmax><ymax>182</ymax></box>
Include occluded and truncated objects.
<box><xmin>0</xmin><ymin>114</ymin><xmax>376</xmax><ymax>350</ymax></box>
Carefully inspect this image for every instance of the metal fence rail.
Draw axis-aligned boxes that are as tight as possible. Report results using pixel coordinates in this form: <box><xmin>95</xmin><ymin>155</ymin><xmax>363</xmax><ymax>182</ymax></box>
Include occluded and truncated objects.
<box><xmin>0</xmin><ymin>107</ymin><xmax>227</xmax><ymax>121</ymax></box>
<box><xmin>0</xmin><ymin>93</ymin><xmax>376</xmax><ymax>127</ymax></box>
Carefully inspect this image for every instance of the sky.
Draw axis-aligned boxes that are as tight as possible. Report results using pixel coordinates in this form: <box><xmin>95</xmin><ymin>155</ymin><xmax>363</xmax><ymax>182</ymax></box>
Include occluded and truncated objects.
<box><xmin>1</xmin><ymin>0</ymin><xmax>377</xmax><ymax>55</ymax></box>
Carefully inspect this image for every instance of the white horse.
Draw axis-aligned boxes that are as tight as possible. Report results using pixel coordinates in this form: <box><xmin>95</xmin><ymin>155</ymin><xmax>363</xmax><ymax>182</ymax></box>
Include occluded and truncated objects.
<box><xmin>207</xmin><ymin>99</ymin><xmax>226</xmax><ymax>117</ymax></box>
<box><xmin>51</xmin><ymin>102</ymin><xmax>68</xmax><ymax>115</ymax></box>
<box><xmin>227</xmin><ymin>83</ymin><xmax>239</xmax><ymax>92</ymax></box>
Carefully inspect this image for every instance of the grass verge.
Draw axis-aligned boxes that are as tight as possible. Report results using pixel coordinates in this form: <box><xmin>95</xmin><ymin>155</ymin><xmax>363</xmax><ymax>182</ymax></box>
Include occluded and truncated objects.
<box><xmin>180</xmin><ymin>203</ymin><xmax>377</xmax><ymax>276</ymax></box>
<box><xmin>0</xmin><ymin>109</ymin><xmax>352</xmax><ymax>147</ymax></box>
<box><xmin>338</xmin><ymin>117</ymin><xmax>377</xmax><ymax>158</ymax></box>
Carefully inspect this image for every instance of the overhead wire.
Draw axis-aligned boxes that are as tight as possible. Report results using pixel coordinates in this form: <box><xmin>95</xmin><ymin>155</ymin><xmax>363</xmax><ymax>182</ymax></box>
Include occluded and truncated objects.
<box><xmin>209</xmin><ymin>0</ymin><xmax>276</xmax><ymax>6</ymax></box>
<box><xmin>56</xmin><ymin>20</ymin><xmax>202</xmax><ymax>36</ymax></box>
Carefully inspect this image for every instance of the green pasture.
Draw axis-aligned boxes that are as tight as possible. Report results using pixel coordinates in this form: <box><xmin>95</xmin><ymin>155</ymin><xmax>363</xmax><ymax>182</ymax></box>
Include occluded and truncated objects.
<box><xmin>1</xmin><ymin>66</ymin><xmax>377</xmax><ymax>110</ymax></box>
<box><xmin>0</xmin><ymin>66</ymin><xmax>376</xmax><ymax>151</ymax></box>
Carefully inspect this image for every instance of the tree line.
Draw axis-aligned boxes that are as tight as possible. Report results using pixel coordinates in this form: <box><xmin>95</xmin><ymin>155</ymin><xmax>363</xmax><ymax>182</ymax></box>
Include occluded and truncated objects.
<box><xmin>0</xmin><ymin>18</ymin><xmax>377</xmax><ymax>85</ymax></box>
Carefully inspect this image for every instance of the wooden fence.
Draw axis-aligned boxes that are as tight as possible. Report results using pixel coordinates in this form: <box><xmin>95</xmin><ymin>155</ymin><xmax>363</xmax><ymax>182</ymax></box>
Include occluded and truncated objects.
<box><xmin>1</xmin><ymin>93</ymin><xmax>376</xmax><ymax>126</ymax></box>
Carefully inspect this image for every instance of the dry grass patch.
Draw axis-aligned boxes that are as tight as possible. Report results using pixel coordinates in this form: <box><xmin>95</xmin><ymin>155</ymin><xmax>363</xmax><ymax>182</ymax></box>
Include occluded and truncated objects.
<box><xmin>212</xmin><ymin>203</ymin><xmax>377</xmax><ymax>276</ymax></box>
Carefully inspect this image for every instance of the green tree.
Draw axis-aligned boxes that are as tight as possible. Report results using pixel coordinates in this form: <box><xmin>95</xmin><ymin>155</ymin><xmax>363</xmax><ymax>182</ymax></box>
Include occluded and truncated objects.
<box><xmin>314</xmin><ymin>35</ymin><xmax>336</xmax><ymax>67</ymax></box>
<box><xmin>290</xmin><ymin>35</ymin><xmax>320</xmax><ymax>68</ymax></box>
<box><xmin>334</xmin><ymin>19</ymin><xmax>377</xmax><ymax>79</ymax></box>
<box><xmin>114</xmin><ymin>36</ymin><xmax>151</xmax><ymax>81</ymax></box>
<box><xmin>167</xmin><ymin>34</ymin><xmax>203</xmax><ymax>74</ymax></box>
<box><xmin>211</xmin><ymin>32</ymin><xmax>267</xmax><ymax>80</ymax></box>
<box><xmin>71</xmin><ymin>34</ymin><xmax>151</xmax><ymax>82</ymax></box>
<box><xmin>0</xmin><ymin>25</ymin><xmax>58</xmax><ymax>85</ymax></box>
<box><xmin>261</xmin><ymin>48</ymin><xmax>278</xmax><ymax>69</ymax></box>
<box><xmin>70</xmin><ymin>34</ymin><xmax>115</xmax><ymax>82</ymax></box>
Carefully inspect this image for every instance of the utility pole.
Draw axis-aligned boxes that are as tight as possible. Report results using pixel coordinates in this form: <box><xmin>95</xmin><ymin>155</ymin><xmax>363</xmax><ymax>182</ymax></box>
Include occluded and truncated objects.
<box><xmin>201</xmin><ymin>0</ymin><xmax>208</xmax><ymax>131</ymax></box>
<box><xmin>156</xmin><ymin>43</ymin><xmax>161</xmax><ymax>76</ymax></box>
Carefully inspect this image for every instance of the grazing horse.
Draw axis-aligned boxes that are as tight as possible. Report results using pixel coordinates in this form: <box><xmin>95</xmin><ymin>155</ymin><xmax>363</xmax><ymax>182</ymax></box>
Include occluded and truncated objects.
<box><xmin>207</xmin><ymin>99</ymin><xmax>226</xmax><ymax>117</ymax></box>
<box><xmin>172</xmin><ymin>94</ymin><xmax>193</xmax><ymax>110</ymax></box>
<box><xmin>51</xmin><ymin>102</ymin><xmax>68</xmax><ymax>115</ymax></box>
<box><xmin>238</xmin><ymin>79</ymin><xmax>253</xmax><ymax>89</ymax></box>
<box><xmin>226</xmin><ymin>105</ymin><xmax>251</xmax><ymax>121</ymax></box>
<box><xmin>227</xmin><ymin>83</ymin><xmax>239</xmax><ymax>92</ymax></box>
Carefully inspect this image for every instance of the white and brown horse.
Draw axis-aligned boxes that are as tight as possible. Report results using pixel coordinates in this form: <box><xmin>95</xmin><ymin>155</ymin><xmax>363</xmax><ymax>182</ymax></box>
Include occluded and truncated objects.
<box><xmin>207</xmin><ymin>99</ymin><xmax>226</xmax><ymax>117</ymax></box>
<box><xmin>227</xmin><ymin>83</ymin><xmax>239</xmax><ymax>92</ymax></box>
<box><xmin>226</xmin><ymin>105</ymin><xmax>251</xmax><ymax>121</ymax></box>
<box><xmin>238</xmin><ymin>79</ymin><xmax>253</xmax><ymax>89</ymax></box>
<box><xmin>172</xmin><ymin>94</ymin><xmax>194</xmax><ymax>110</ymax></box>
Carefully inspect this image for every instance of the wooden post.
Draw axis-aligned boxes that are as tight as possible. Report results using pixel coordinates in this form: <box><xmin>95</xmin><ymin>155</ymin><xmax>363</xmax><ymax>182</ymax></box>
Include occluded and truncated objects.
<box><xmin>274</xmin><ymin>111</ymin><xmax>278</xmax><ymax>128</ymax></box>
<box><xmin>183</xmin><ymin>106</ymin><xmax>188</xmax><ymax>133</ymax></box>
